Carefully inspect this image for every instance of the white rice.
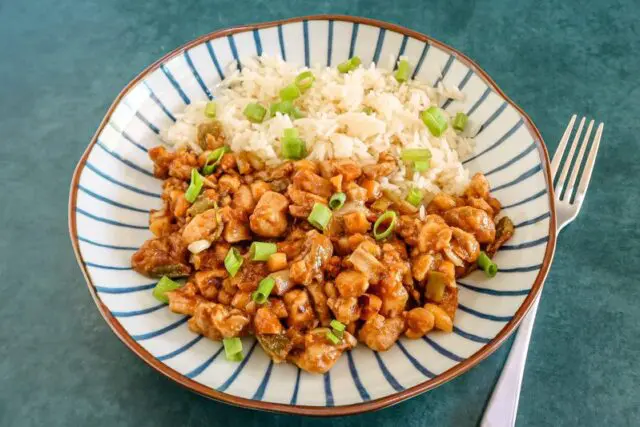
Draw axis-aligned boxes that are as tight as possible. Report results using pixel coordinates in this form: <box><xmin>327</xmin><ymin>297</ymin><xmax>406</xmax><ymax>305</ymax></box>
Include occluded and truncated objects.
<box><xmin>162</xmin><ymin>55</ymin><xmax>476</xmax><ymax>198</ymax></box>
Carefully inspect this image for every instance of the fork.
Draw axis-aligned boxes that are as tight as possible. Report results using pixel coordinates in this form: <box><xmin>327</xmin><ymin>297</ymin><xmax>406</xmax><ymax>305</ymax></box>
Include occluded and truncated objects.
<box><xmin>480</xmin><ymin>115</ymin><xmax>605</xmax><ymax>427</ymax></box>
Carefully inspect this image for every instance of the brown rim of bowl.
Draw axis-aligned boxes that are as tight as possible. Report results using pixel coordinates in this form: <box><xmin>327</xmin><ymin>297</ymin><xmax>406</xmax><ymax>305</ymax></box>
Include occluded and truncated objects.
<box><xmin>68</xmin><ymin>14</ymin><xmax>557</xmax><ymax>417</ymax></box>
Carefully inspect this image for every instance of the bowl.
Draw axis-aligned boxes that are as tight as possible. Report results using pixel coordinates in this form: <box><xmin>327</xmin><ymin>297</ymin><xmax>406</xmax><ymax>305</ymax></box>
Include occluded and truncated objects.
<box><xmin>68</xmin><ymin>15</ymin><xmax>556</xmax><ymax>415</ymax></box>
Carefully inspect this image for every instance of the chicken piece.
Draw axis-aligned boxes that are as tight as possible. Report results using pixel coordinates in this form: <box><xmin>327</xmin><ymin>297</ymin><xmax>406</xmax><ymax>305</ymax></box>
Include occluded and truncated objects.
<box><xmin>437</xmin><ymin>260</ymin><xmax>457</xmax><ymax>288</ymax></box>
<box><xmin>188</xmin><ymin>302</ymin><xmax>250</xmax><ymax>340</ymax></box>
<box><xmin>131</xmin><ymin>233</ymin><xmax>191</xmax><ymax>278</ymax></box>
<box><xmin>192</xmin><ymin>270</ymin><xmax>221</xmax><ymax>300</ymax></box>
<box><xmin>255</xmin><ymin>161</ymin><xmax>295</xmax><ymax>182</ymax></box>
<box><xmin>436</xmin><ymin>286</ymin><xmax>458</xmax><ymax>320</ymax></box>
<box><xmin>293</xmin><ymin>159</ymin><xmax>319</xmax><ymax>174</ymax></box>
<box><xmin>283</xmin><ymin>289</ymin><xmax>318</xmax><ymax>329</ymax></box>
<box><xmin>405</xmin><ymin>307</ymin><xmax>435</xmax><ymax>339</ymax></box>
<box><xmin>362</xmin><ymin>153</ymin><xmax>397</xmax><ymax>179</ymax></box>
<box><xmin>418</xmin><ymin>215</ymin><xmax>452</xmax><ymax>253</ymax></box>
<box><xmin>465</xmin><ymin>172</ymin><xmax>491</xmax><ymax>200</ymax></box>
<box><xmin>358</xmin><ymin>315</ymin><xmax>405</xmax><ymax>352</ymax></box>
<box><xmin>276</xmin><ymin>228</ymin><xmax>307</xmax><ymax>260</ymax></box>
<box><xmin>411</xmin><ymin>253</ymin><xmax>436</xmax><ymax>282</ymax></box>
<box><xmin>292</xmin><ymin>169</ymin><xmax>333</xmax><ymax>197</ymax></box>
<box><xmin>443</xmin><ymin>206</ymin><xmax>496</xmax><ymax>244</ymax></box>
<box><xmin>229</xmin><ymin>259</ymin><xmax>269</xmax><ymax>293</ymax></box>
<box><xmin>187</xmin><ymin>190</ymin><xmax>218</xmax><ymax>217</ymax></box>
<box><xmin>229</xmin><ymin>291</ymin><xmax>252</xmax><ymax>311</ymax></box>
<box><xmin>169</xmin><ymin>150</ymin><xmax>200</xmax><ymax>180</ymax></box>
<box><xmin>333</xmin><ymin>160</ymin><xmax>362</xmax><ymax>182</ymax></box>
<box><xmin>307</xmin><ymin>282</ymin><xmax>331</xmax><ymax>327</ymax></box>
<box><xmin>344</xmin><ymin>182</ymin><xmax>368</xmax><ymax>202</ymax></box>
<box><xmin>450</xmin><ymin>227</ymin><xmax>480</xmax><ymax>263</ymax></box>
<box><xmin>426</xmin><ymin>193</ymin><xmax>458</xmax><ymax>215</ymax></box>
<box><xmin>182</xmin><ymin>209</ymin><xmax>221</xmax><ymax>245</ymax></box>
<box><xmin>289</xmin><ymin>329</ymin><xmax>357</xmax><ymax>374</ymax></box>
<box><xmin>327</xmin><ymin>296</ymin><xmax>361</xmax><ymax>324</ymax></box>
<box><xmin>149</xmin><ymin>146</ymin><xmax>175</xmax><ymax>179</ymax></box>
<box><xmin>267</xmin><ymin>298</ymin><xmax>288</xmax><ymax>318</ymax></box>
<box><xmin>196</xmin><ymin>121</ymin><xmax>225</xmax><ymax>150</ymax></box>
<box><xmin>347</xmin><ymin>242</ymin><xmax>384</xmax><ymax>283</ymax></box>
<box><xmin>254</xmin><ymin>307</ymin><xmax>284</xmax><ymax>335</ymax></box>
<box><xmin>218</xmin><ymin>153</ymin><xmax>236</xmax><ymax>172</ymax></box>
<box><xmin>249</xmin><ymin>191</ymin><xmax>289</xmax><ymax>237</ymax></box>
<box><xmin>424</xmin><ymin>303</ymin><xmax>453</xmax><ymax>332</ymax></box>
<box><xmin>149</xmin><ymin>208</ymin><xmax>175</xmax><ymax>237</ymax></box>
<box><xmin>218</xmin><ymin>174</ymin><xmax>241</xmax><ymax>194</ymax></box>
<box><xmin>396</xmin><ymin>215</ymin><xmax>422</xmax><ymax>247</ymax></box>
<box><xmin>232</xmin><ymin>185</ymin><xmax>255</xmax><ymax>213</ymax></box>
<box><xmin>466</xmin><ymin>197</ymin><xmax>496</xmax><ymax>217</ymax></box>
<box><xmin>289</xmin><ymin>230</ymin><xmax>333</xmax><ymax>286</ymax></box>
<box><xmin>378</xmin><ymin>275</ymin><xmax>409</xmax><ymax>318</ymax></box>
<box><xmin>359</xmin><ymin>294</ymin><xmax>382</xmax><ymax>320</ymax></box>
<box><xmin>287</xmin><ymin>186</ymin><xmax>327</xmax><ymax>218</ymax></box>
<box><xmin>335</xmin><ymin>270</ymin><xmax>369</xmax><ymax>297</ymax></box>
<box><xmin>360</xmin><ymin>179</ymin><xmax>381</xmax><ymax>202</ymax></box>
<box><xmin>343</xmin><ymin>211</ymin><xmax>371</xmax><ymax>234</ymax></box>
<box><xmin>257</xmin><ymin>333</ymin><xmax>293</xmax><ymax>363</ymax></box>
<box><xmin>166</xmin><ymin>282</ymin><xmax>203</xmax><ymax>316</ymax></box>
<box><xmin>219</xmin><ymin>206</ymin><xmax>251</xmax><ymax>243</ymax></box>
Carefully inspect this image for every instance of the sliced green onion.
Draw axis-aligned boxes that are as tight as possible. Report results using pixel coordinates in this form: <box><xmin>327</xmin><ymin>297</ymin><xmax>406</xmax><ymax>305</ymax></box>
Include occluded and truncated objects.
<box><xmin>223</xmin><ymin>337</ymin><xmax>244</xmax><ymax>362</ymax></box>
<box><xmin>202</xmin><ymin>145</ymin><xmax>230</xmax><ymax>175</ymax></box>
<box><xmin>281</xmin><ymin>134</ymin><xmax>306</xmax><ymax>160</ymax></box>
<box><xmin>152</xmin><ymin>276</ymin><xmax>182</xmax><ymax>303</ymax></box>
<box><xmin>329</xmin><ymin>192</ymin><xmax>346</xmax><ymax>210</ymax></box>
<box><xmin>308</xmin><ymin>203</ymin><xmax>332</xmax><ymax>231</ymax></box>
<box><xmin>394</xmin><ymin>59</ymin><xmax>411</xmax><ymax>83</ymax></box>
<box><xmin>420</xmin><ymin>106</ymin><xmax>448</xmax><ymax>137</ymax></box>
<box><xmin>477</xmin><ymin>251</ymin><xmax>498</xmax><ymax>278</ymax></box>
<box><xmin>270</xmin><ymin>100</ymin><xmax>304</xmax><ymax>119</ymax></box>
<box><xmin>453</xmin><ymin>112</ymin><xmax>468</xmax><ymax>132</ymax></box>
<box><xmin>224</xmin><ymin>247</ymin><xmax>243</xmax><ymax>277</ymax></box>
<box><xmin>252</xmin><ymin>276</ymin><xmax>276</xmax><ymax>304</ymax></box>
<box><xmin>330</xmin><ymin>319</ymin><xmax>345</xmax><ymax>332</ymax></box>
<box><xmin>414</xmin><ymin>160</ymin><xmax>430</xmax><ymax>173</ymax></box>
<box><xmin>373</xmin><ymin>210</ymin><xmax>397</xmax><ymax>240</ymax></box>
<box><xmin>284</xmin><ymin>128</ymin><xmax>299</xmax><ymax>139</ymax></box>
<box><xmin>185</xmin><ymin>168</ymin><xmax>204</xmax><ymax>203</ymax></box>
<box><xmin>326</xmin><ymin>330</ymin><xmax>341</xmax><ymax>345</ymax></box>
<box><xmin>204</xmin><ymin>101</ymin><xmax>217</xmax><ymax>118</ymax></box>
<box><xmin>362</xmin><ymin>106</ymin><xmax>374</xmax><ymax>115</ymax></box>
<box><xmin>425</xmin><ymin>271</ymin><xmax>446</xmax><ymax>302</ymax></box>
<box><xmin>250</xmin><ymin>242</ymin><xmax>277</xmax><ymax>261</ymax></box>
<box><xmin>337</xmin><ymin>56</ymin><xmax>361</xmax><ymax>73</ymax></box>
<box><xmin>401</xmin><ymin>148</ymin><xmax>432</xmax><ymax>163</ymax></box>
<box><xmin>243</xmin><ymin>103</ymin><xmax>267</xmax><ymax>123</ymax></box>
<box><xmin>295</xmin><ymin>71</ymin><xmax>315</xmax><ymax>92</ymax></box>
<box><xmin>280</xmin><ymin>83</ymin><xmax>301</xmax><ymax>101</ymax></box>
<box><xmin>405</xmin><ymin>188</ymin><xmax>423</xmax><ymax>207</ymax></box>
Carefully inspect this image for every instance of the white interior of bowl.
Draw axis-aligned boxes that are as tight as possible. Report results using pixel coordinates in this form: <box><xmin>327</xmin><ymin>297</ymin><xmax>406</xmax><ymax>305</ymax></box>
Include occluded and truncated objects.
<box><xmin>72</xmin><ymin>18</ymin><xmax>552</xmax><ymax>407</ymax></box>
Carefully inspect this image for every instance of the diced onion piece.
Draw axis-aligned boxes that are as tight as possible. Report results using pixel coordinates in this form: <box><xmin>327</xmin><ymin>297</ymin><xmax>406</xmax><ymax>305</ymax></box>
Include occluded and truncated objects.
<box><xmin>185</xmin><ymin>168</ymin><xmax>204</xmax><ymax>203</ymax></box>
<box><xmin>250</xmin><ymin>242</ymin><xmax>277</xmax><ymax>261</ymax></box>
<box><xmin>307</xmin><ymin>203</ymin><xmax>332</xmax><ymax>230</ymax></box>
<box><xmin>425</xmin><ymin>271</ymin><xmax>446</xmax><ymax>302</ymax></box>
<box><xmin>443</xmin><ymin>247</ymin><xmax>465</xmax><ymax>267</ymax></box>
<box><xmin>188</xmin><ymin>239</ymin><xmax>211</xmax><ymax>254</ymax></box>
<box><xmin>252</xmin><ymin>276</ymin><xmax>276</xmax><ymax>304</ymax></box>
<box><xmin>223</xmin><ymin>337</ymin><xmax>243</xmax><ymax>362</ymax></box>
<box><xmin>373</xmin><ymin>210</ymin><xmax>397</xmax><ymax>240</ymax></box>
<box><xmin>420</xmin><ymin>106</ymin><xmax>448</xmax><ymax>137</ymax></box>
<box><xmin>224</xmin><ymin>247</ymin><xmax>243</xmax><ymax>277</ymax></box>
<box><xmin>152</xmin><ymin>276</ymin><xmax>182</xmax><ymax>303</ymax></box>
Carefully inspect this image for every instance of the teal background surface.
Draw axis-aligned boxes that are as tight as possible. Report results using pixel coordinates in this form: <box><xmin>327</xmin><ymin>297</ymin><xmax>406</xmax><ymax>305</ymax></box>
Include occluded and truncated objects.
<box><xmin>1</xmin><ymin>0</ymin><xmax>639</xmax><ymax>426</ymax></box>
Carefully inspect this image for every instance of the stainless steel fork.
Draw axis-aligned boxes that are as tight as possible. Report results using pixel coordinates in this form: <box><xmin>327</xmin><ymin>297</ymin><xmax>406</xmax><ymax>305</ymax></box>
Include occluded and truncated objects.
<box><xmin>481</xmin><ymin>115</ymin><xmax>605</xmax><ymax>427</ymax></box>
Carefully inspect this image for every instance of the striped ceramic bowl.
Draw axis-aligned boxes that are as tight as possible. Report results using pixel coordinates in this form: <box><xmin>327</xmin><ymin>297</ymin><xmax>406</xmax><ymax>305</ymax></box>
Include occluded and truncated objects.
<box><xmin>68</xmin><ymin>15</ymin><xmax>556</xmax><ymax>415</ymax></box>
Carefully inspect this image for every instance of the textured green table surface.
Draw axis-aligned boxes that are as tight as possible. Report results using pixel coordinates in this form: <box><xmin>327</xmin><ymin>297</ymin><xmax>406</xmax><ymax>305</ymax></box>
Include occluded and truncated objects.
<box><xmin>1</xmin><ymin>0</ymin><xmax>639</xmax><ymax>426</ymax></box>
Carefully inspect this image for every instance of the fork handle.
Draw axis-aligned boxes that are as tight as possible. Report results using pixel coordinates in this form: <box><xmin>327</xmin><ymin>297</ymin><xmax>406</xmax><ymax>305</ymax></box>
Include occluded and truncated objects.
<box><xmin>480</xmin><ymin>294</ymin><xmax>541</xmax><ymax>427</ymax></box>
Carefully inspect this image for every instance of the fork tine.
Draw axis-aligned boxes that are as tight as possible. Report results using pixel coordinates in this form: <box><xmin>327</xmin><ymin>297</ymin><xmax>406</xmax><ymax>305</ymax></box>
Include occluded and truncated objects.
<box><xmin>564</xmin><ymin>120</ymin><xmax>594</xmax><ymax>201</ymax></box>
<box><xmin>555</xmin><ymin>116</ymin><xmax>585</xmax><ymax>194</ymax></box>
<box><xmin>550</xmin><ymin>114</ymin><xmax>577</xmax><ymax>177</ymax></box>
<box><xmin>575</xmin><ymin>123</ymin><xmax>604</xmax><ymax>201</ymax></box>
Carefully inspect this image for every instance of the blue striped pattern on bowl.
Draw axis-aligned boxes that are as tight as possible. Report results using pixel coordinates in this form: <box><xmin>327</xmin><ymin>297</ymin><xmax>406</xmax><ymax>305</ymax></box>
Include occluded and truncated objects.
<box><xmin>69</xmin><ymin>16</ymin><xmax>555</xmax><ymax>414</ymax></box>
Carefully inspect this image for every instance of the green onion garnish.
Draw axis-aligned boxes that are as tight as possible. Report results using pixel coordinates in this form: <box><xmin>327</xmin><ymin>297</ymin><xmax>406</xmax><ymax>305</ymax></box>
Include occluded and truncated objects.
<box><xmin>152</xmin><ymin>276</ymin><xmax>182</xmax><ymax>303</ymax></box>
<box><xmin>295</xmin><ymin>71</ymin><xmax>315</xmax><ymax>92</ymax></box>
<box><xmin>223</xmin><ymin>337</ymin><xmax>244</xmax><ymax>362</ymax></box>
<box><xmin>329</xmin><ymin>192</ymin><xmax>346</xmax><ymax>210</ymax></box>
<box><xmin>394</xmin><ymin>59</ymin><xmax>411</xmax><ymax>83</ymax></box>
<box><xmin>401</xmin><ymin>148</ymin><xmax>432</xmax><ymax>163</ymax></box>
<box><xmin>202</xmin><ymin>145</ymin><xmax>230</xmax><ymax>175</ymax></box>
<box><xmin>224</xmin><ymin>247</ymin><xmax>243</xmax><ymax>277</ymax></box>
<box><xmin>405</xmin><ymin>188</ymin><xmax>423</xmax><ymax>207</ymax></box>
<box><xmin>249</xmin><ymin>242</ymin><xmax>277</xmax><ymax>261</ymax></box>
<box><xmin>362</xmin><ymin>106</ymin><xmax>374</xmax><ymax>115</ymax></box>
<box><xmin>326</xmin><ymin>330</ymin><xmax>341</xmax><ymax>345</ymax></box>
<box><xmin>243</xmin><ymin>103</ymin><xmax>267</xmax><ymax>123</ymax></box>
<box><xmin>414</xmin><ymin>160</ymin><xmax>430</xmax><ymax>172</ymax></box>
<box><xmin>308</xmin><ymin>203</ymin><xmax>332</xmax><ymax>231</ymax></box>
<box><xmin>204</xmin><ymin>101</ymin><xmax>217</xmax><ymax>118</ymax></box>
<box><xmin>271</xmin><ymin>100</ymin><xmax>304</xmax><ymax>119</ymax></box>
<box><xmin>337</xmin><ymin>56</ymin><xmax>361</xmax><ymax>73</ymax></box>
<box><xmin>252</xmin><ymin>276</ymin><xmax>276</xmax><ymax>304</ymax></box>
<box><xmin>373</xmin><ymin>210</ymin><xmax>397</xmax><ymax>240</ymax></box>
<box><xmin>280</xmin><ymin>84</ymin><xmax>301</xmax><ymax>101</ymax></box>
<box><xmin>330</xmin><ymin>319</ymin><xmax>346</xmax><ymax>338</ymax></box>
<box><xmin>453</xmin><ymin>112</ymin><xmax>468</xmax><ymax>132</ymax></box>
<box><xmin>185</xmin><ymin>168</ymin><xmax>204</xmax><ymax>203</ymax></box>
<box><xmin>421</xmin><ymin>106</ymin><xmax>448</xmax><ymax>137</ymax></box>
<box><xmin>477</xmin><ymin>251</ymin><xmax>498</xmax><ymax>278</ymax></box>
<box><xmin>281</xmin><ymin>129</ymin><xmax>307</xmax><ymax>160</ymax></box>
